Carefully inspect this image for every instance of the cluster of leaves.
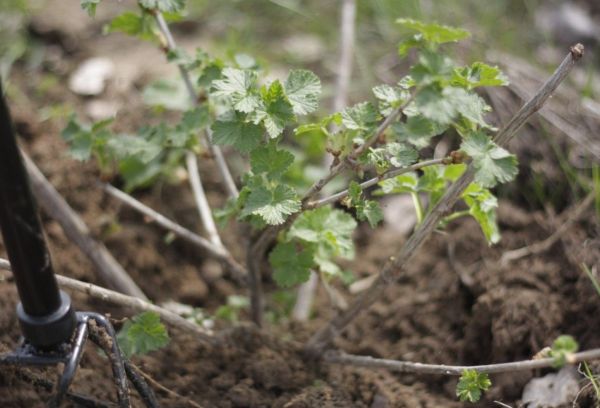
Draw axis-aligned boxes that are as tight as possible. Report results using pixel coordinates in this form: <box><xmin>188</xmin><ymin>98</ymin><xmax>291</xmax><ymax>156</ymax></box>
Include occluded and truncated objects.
<box><xmin>116</xmin><ymin>311</ymin><xmax>170</xmax><ymax>357</ymax></box>
<box><xmin>549</xmin><ymin>334</ymin><xmax>579</xmax><ymax>368</ymax></box>
<box><xmin>73</xmin><ymin>0</ymin><xmax>518</xmax><ymax>293</ymax></box>
<box><xmin>456</xmin><ymin>370</ymin><xmax>492</xmax><ymax>403</ymax></box>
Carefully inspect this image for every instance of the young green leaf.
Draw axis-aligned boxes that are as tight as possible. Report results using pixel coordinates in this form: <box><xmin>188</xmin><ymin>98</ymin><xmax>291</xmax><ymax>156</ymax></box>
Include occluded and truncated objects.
<box><xmin>284</xmin><ymin>69</ymin><xmax>321</xmax><ymax>115</ymax></box>
<box><xmin>456</xmin><ymin>370</ymin><xmax>491</xmax><ymax>403</ymax></box>
<box><xmin>211</xmin><ymin>67</ymin><xmax>260</xmax><ymax>113</ymax></box>
<box><xmin>269</xmin><ymin>242</ymin><xmax>315</xmax><ymax>287</ymax></box>
<box><xmin>250</xmin><ymin>142</ymin><xmax>295</xmax><ymax>179</ymax></box>
<box><xmin>252</xmin><ymin>80</ymin><xmax>295</xmax><ymax>138</ymax></box>
<box><xmin>342</xmin><ymin>102</ymin><xmax>379</xmax><ymax>131</ymax></box>
<box><xmin>139</xmin><ymin>0</ymin><xmax>185</xmax><ymax>13</ymax></box>
<box><xmin>143</xmin><ymin>78</ymin><xmax>191</xmax><ymax>111</ymax></box>
<box><xmin>346</xmin><ymin>181</ymin><xmax>384</xmax><ymax>228</ymax></box>
<box><xmin>81</xmin><ymin>0</ymin><xmax>101</xmax><ymax>17</ymax></box>
<box><xmin>397</xmin><ymin>18</ymin><xmax>470</xmax><ymax>55</ymax></box>
<box><xmin>107</xmin><ymin>135</ymin><xmax>163</xmax><ymax>164</ymax></box>
<box><xmin>61</xmin><ymin>115</ymin><xmax>112</xmax><ymax>162</ymax></box>
<box><xmin>393</xmin><ymin>115</ymin><xmax>447</xmax><ymax>148</ymax></box>
<box><xmin>462</xmin><ymin>183</ymin><xmax>500</xmax><ymax>244</ymax></box>
<box><xmin>452</xmin><ymin>62</ymin><xmax>509</xmax><ymax>89</ymax></box>
<box><xmin>116</xmin><ymin>312</ymin><xmax>170</xmax><ymax>358</ymax></box>
<box><xmin>549</xmin><ymin>335</ymin><xmax>579</xmax><ymax>368</ymax></box>
<box><xmin>461</xmin><ymin>131</ymin><xmax>518</xmax><ymax>188</ymax></box>
<box><xmin>373</xmin><ymin>84</ymin><xmax>409</xmax><ymax>116</ymax></box>
<box><xmin>104</xmin><ymin>11</ymin><xmax>158</xmax><ymax>42</ymax></box>
<box><xmin>211</xmin><ymin>113</ymin><xmax>263</xmax><ymax>152</ymax></box>
<box><xmin>240</xmin><ymin>183</ymin><xmax>300</xmax><ymax>225</ymax></box>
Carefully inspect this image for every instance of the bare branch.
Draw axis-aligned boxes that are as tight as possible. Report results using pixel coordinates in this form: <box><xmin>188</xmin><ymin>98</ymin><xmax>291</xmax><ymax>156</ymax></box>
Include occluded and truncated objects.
<box><xmin>501</xmin><ymin>191</ymin><xmax>594</xmax><ymax>264</ymax></box>
<box><xmin>306</xmin><ymin>44</ymin><xmax>585</xmax><ymax>354</ymax></box>
<box><xmin>22</xmin><ymin>153</ymin><xmax>148</xmax><ymax>300</ymax></box>
<box><xmin>101</xmin><ymin>183</ymin><xmax>247</xmax><ymax>283</ymax></box>
<box><xmin>324</xmin><ymin>348</ymin><xmax>600</xmax><ymax>375</ymax></box>
<box><xmin>0</xmin><ymin>259</ymin><xmax>215</xmax><ymax>343</ymax></box>
<box><xmin>185</xmin><ymin>152</ymin><xmax>224</xmax><ymax>249</ymax></box>
<box><xmin>306</xmin><ymin>157</ymin><xmax>448</xmax><ymax>209</ymax></box>
<box><xmin>333</xmin><ymin>0</ymin><xmax>356</xmax><ymax>112</ymax></box>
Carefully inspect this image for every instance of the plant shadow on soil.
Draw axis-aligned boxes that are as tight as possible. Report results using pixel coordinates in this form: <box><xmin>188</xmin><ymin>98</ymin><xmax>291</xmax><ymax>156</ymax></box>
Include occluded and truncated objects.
<box><xmin>1</xmin><ymin>3</ymin><xmax>600</xmax><ymax>407</ymax></box>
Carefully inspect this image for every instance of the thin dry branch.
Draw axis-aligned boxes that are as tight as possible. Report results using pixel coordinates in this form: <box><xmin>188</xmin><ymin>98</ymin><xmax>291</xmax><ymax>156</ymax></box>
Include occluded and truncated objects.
<box><xmin>333</xmin><ymin>0</ymin><xmax>356</xmax><ymax>112</ymax></box>
<box><xmin>306</xmin><ymin>157</ymin><xmax>448</xmax><ymax>209</ymax></box>
<box><xmin>23</xmin><ymin>153</ymin><xmax>148</xmax><ymax>300</ymax></box>
<box><xmin>101</xmin><ymin>183</ymin><xmax>247</xmax><ymax>283</ymax></box>
<box><xmin>324</xmin><ymin>348</ymin><xmax>600</xmax><ymax>375</ymax></box>
<box><xmin>306</xmin><ymin>44</ymin><xmax>585</xmax><ymax>354</ymax></box>
<box><xmin>0</xmin><ymin>259</ymin><xmax>215</xmax><ymax>343</ymax></box>
<box><xmin>501</xmin><ymin>191</ymin><xmax>594</xmax><ymax>264</ymax></box>
<box><xmin>154</xmin><ymin>12</ymin><xmax>239</xmax><ymax>199</ymax></box>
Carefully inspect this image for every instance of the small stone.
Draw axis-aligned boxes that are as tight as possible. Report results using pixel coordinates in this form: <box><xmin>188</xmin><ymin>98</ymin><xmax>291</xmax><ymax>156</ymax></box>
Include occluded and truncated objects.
<box><xmin>69</xmin><ymin>57</ymin><xmax>115</xmax><ymax>96</ymax></box>
<box><xmin>522</xmin><ymin>366</ymin><xmax>580</xmax><ymax>407</ymax></box>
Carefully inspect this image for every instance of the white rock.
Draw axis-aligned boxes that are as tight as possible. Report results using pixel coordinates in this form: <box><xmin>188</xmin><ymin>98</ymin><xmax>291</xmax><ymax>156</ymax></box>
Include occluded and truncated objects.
<box><xmin>381</xmin><ymin>195</ymin><xmax>418</xmax><ymax>236</ymax></box>
<box><xmin>522</xmin><ymin>366</ymin><xmax>580</xmax><ymax>407</ymax></box>
<box><xmin>69</xmin><ymin>57</ymin><xmax>115</xmax><ymax>96</ymax></box>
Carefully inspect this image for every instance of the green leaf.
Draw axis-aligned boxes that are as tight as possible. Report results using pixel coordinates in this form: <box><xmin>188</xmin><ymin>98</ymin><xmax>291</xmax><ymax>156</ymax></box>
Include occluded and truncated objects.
<box><xmin>139</xmin><ymin>0</ymin><xmax>185</xmax><ymax>13</ymax></box>
<box><xmin>252</xmin><ymin>80</ymin><xmax>295</xmax><ymax>138</ymax></box>
<box><xmin>211</xmin><ymin>68</ymin><xmax>260</xmax><ymax>113</ymax></box>
<box><xmin>108</xmin><ymin>135</ymin><xmax>163</xmax><ymax>164</ymax></box>
<box><xmin>241</xmin><ymin>183</ymin><xmax>300</xmax><ymax>225</ymax></box>
<box><xmin>81</xmin><ymin>0</ymin><xmax>101</xmax><ymax>17</ymax></box>
<box><xmin>413</xmin><ymin>85</ymin><xmax>457</xmax><ymax>126</ymax></box>
<box><xmin>452</xmin><ymin>62</ymin><xmax>509</xmax><ymax>89</ymax></box>
<box><xmin>116</xmin><ymin>312</ymin><xmax>170</xmax><ymax>358</ymax></box>
<box><xmin>61</xmin><ymin>116</ymin><xmax>112</xmax><ymax>162</ymax></box>
<box><xmin>462</xmin><ymin>183</ymin><xmax>500</xmax><ymax>244</ymax></box>
<box><xmin>143</xmin><ymin>78</ymin><xmax>191</xmax><ymax>111</ymax></box>
<box><xmin>549</xmin><ymin>335</ymin><xmax>579</xmax><ymax>368</ymax></box>
<box><xmin>250</xmin><ymin>142</ymin><xmax>294</xmax><ymax>179</ymax></box>
<box><xmin>342</xmin><ymin>102</ymin><xmax>379</xmax><ymax>131</ymax></box>
<box><xmin>397</xmin><ymin>18</ymin><xmax>470</xmax><ymax>55</ymax></box>
<box><xmin>269</xmin><ymin>242</ymin><xmax>315</xmax><ymax>287</ymax></box>
<box><xmin>211</xmin><ymin>113</ymin><xmax>263</xmax><ymax>152</ymax></box>
<box><xmin>365</xmin><ymin>143</ymin><xmax>417</xmax><ymax>173</ymax></box>
<box><xmin>104</xmin><ymin>11</ymin><xmax>157</xmax><ymax>42</ymax></box>
<box><xmin>180</xmin><ymin>106</ymin><xmax>210</xmax><ymax>133</ymax></box>
<box><xmin>346</xmin><ymin>181</ymin><xmax>384</xmax><ymax>228</ymax></box>
<box><xmin>410</xmin><ymin>49</ymin><xmax>455</xmax><ymax>85</ymax></box>
<box><xmin>373</xmin><ymin>84</ymin><xmax>409</xmax><ymax>116</ymax></box>
<box><xmin>456</xmin><ymin>370</ymin><xmax>491</xmax><ymax>403</ymax></box>
<box><xmin>393</xmin><ymin>115</ymin><xmax>447</xmax><ymax>148</ymax></box>
<box><xmin>461</xmin><ymin>131</ymin><xmax>518</xmax><ymax>188</ymax></box>
<box><xmin>284</xmin><ymin>69</ymin><xmax>321</xmax><ymax>115</ymax></box>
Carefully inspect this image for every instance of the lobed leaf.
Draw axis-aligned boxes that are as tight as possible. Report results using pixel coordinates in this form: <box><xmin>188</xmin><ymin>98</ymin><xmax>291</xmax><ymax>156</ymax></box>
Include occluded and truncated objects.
<box><xmin>116</xmin><ymin>312</ymin><xmax>170</xmax><ymax>358</ymax></box>
<box><xmin>461</xmin><ymin>131</ymin><xmax>518</xmax><ymax>188</ymax></box>
<box><xmin>269</xmin><ymin>242</ymin><xmax>315</xmax><ymax>287</ymax></box>
<box><xmin>284</xmin><ymin>69</ymin><xmax>321</xmax><ymax>115</ymax></box>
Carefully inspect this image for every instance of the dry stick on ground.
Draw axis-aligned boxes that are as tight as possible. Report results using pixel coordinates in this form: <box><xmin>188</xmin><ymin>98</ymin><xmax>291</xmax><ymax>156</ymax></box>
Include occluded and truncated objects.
<box><xmin>22</xmin><ymin>153</ymin><xmax>148</xmax><ymax>300</ymax></box>
<box><xmin>101</xmin><ymin>183</ymin><xmax>247</xmax><ymax>283</ymax></box>
<box><xmin>305</xmin><ymin>44</ymin><xmax>585</xmax><ymax>354</ymax></box>
<box><xmin>0</xmin><ymin>259</ymin><xmax>215</xmax><ymax>343</ymax></box>
<box><xmin>154</xmin><ymin>11</ymin><xmax>239</xmax><ymax>200</ymax></box>
<box><xmin>501</xmin><ymin>191</ymin><xmax>594</xmax><ymax>264</ymax></box>
<box><xmin>248</xmin><ymin>92</ymin><xmax>419</xmax><ymax>326</ymax></box>
<box><xmin>324</xmin><ymin>348</ymin><xmax>600</xmax><ymax>375</ymax></box>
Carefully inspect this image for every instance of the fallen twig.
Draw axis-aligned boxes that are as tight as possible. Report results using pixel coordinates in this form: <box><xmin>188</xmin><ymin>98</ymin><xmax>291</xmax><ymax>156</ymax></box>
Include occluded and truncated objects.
<box><xmin>324</xmin><ymin>347</ymin><xmax>600</xmax><ymax>375</ymax></box>
<box><xmin>22</xmin><ymin>152</ymin><xmax>148</xmax><ymax>300</ymax></box>
<box><xmin>0</xmin><ymin>259</ymin><xmax>215</xmax><ymax>343</ymax></box>
<box><xmin>501</xmin><ymin>191</ymin><xmax>594</xmax><ymax>264</ymax></box>
<box><xmin>101</xmin><ymin>183</ymin><xmax>247</xmax><ymax>283</ymax></box>
<box><xmin>306</xmin><ymin>44</ymin><xmax>585</xmax><ymax>354</ymax></box>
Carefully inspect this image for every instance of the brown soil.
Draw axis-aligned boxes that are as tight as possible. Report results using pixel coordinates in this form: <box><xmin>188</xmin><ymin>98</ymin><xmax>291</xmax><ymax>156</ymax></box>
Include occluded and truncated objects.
<box><xmin>1</xmin><ymin>2</ymin><xmax>600</xmax><ymax>407</ymax></box>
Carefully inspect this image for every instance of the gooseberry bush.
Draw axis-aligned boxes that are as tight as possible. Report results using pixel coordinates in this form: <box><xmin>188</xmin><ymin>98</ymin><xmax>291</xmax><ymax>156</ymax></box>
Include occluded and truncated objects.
<box><xmin>72</xmin><ymin>0</ymin><xmax>532</xmax><ymax>403</ymax></box>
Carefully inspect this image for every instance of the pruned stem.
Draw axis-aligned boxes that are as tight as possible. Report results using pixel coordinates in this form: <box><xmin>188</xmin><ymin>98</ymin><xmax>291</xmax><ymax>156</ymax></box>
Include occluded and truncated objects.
<box><xmin>324</xmin><ymin>348</ymin><xmax>600</xmax><ymax>375</ymax></box>
<box><xmin>0</xmin><ymin>259</ymin><xmax>215</xmax><ymax>343</ymax></box>
<box><xmin>306</xmin><ymin>44</ymin><xmax>585</xmax><ymax>354</ymax></box>
<box><xmin>23</xmin><ymin>153</ymin><xmax>148</xmax><ymax>300</ymax></box>
<box><xmin>306</xmin><ymin>157</ymin><xmax>448</xmax><ymax>209</ymax></box>
<box><xmin>101</xmin><ymin>183</ymin><xmax>247</xmax><ymax>283</ymax></box>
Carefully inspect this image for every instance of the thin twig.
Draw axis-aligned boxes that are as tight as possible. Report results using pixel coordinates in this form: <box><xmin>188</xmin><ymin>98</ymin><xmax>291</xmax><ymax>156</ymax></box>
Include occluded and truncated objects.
<box><xmin>306</xmin><ymin>44</ymin><xmax>585</xmax><ymax>354</ymax></box>
<box><xmin>22</xmin><ymin>153</ymin><xmax>148</xmax><ymax>300</ymax></box>
<box><xmin>306</xmin><ymin>157</ymin><xmax>448</xmax><ymax>209</ymax></box>
<box><xmin>128</xmin><ymin>362</ymin><xmax>205</xmax><ymax>408</ymax></box>
<box><xmin>185</xmin><ymin>152</ymin><xmax>224</xmax><ymax>249</ymax></box>
<box><xmin>324</xmin><ymin>347</ymin><xmax>600</xmax><ymax>375</ymax></box>
<box><xmin>154</xmin><ymin>12</ymin><xmax>239</xmax><ymax>199</ymax></box>
<box><xmin>101</xmin><ymin>183</ymin><xmax>247</xmax><ymax>283</ymax></box>
<box><xmin>0</xmin><ymin>259</ymin><xmax>215</xmax><ymax>343</ymax></box>
<box><xmin>501</xmin><ymin>191</ymin><xmax>594</xmax><ymax>264</ymax></box>
<box><xmin>333</xmin><ymin>0</ymin><xmax>356</xmax><ymax>112</ymax></box>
